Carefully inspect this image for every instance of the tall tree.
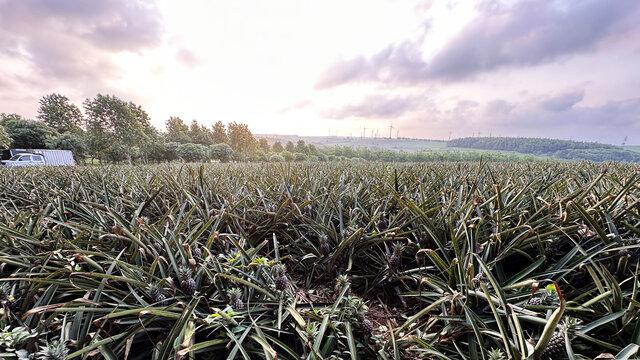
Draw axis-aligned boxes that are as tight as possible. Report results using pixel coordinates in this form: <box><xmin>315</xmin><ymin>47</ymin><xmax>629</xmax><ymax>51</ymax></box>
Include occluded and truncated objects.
<box><xmin>295</xmin><ymin>140</ymin><xmax>308</xmax><ymax>154</ymax></box>
<box><xmin>189</xmin><ymin>120</ymin><xmax>213</xmax><ymax>145</ymax></box>
<box><xmin>227</xmin><ymin>122</ymin><xmax>256</xmax><ymax>156</ymax></box>
<box><xmin>83</xmin><ymin>94</ymin><xmax>148</xmax><ymax>163</ymax></box>
<box><xmin>3</xmin><ymin>118</ymin><xmax>58</xmax><ymax>149</ymax></box>
<box><xmin>258</xmin><ymin>138</ymin><xmax>270</xmax><ymax>152</ymax></box>
<box><xmin>165</xmin><ymin>116</ymin><xmax>190</xmax><ymax>143</ymax></box>
<box><xmin>212</xmin><ymin>121</ymin><xmax>227</xmax><ymax>144</ymax></box>
<box><xmin>37</xmin><ymin>93</ymin><xmax>84</xmax><ymax>133</ymax></box>
<box><xmin>272</xmin><ymin>141</ymin><xmax>284</xmax><ymax>152</ymax></box>
<box><xmin>285</xmin><ymin>141</ymin><xmax>295</xmax><ymax>152</ymax></box>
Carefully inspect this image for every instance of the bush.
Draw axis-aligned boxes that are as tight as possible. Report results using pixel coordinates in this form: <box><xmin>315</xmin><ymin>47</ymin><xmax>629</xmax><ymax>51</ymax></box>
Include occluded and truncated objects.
<box><xmin>209</xmin><ymin>143</ymin><xmax>234</xmax><ymax>162</ymax></box>
<box><xmin>177</xmin><ymin>143</ymin><xmax>207</xmax><ymax>162</ymax></box>
<box><xmin>281</xmin><ymin>151</ymin><xmax>294</xmax><ymax>161</ymax></box>
<box><xmin>269</xmin><ymin>154</ymin><xmax>285</xmax><ymax>162</ymax></box>
<box><xmin>294</xmin><ymin>152</ymin><xmax>307</xmax><ymax>162</ymax></box>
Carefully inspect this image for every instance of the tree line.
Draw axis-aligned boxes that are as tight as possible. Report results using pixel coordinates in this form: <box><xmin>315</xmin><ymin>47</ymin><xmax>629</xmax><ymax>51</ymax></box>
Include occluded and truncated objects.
<box><xmin>0</xmin><ymin>93</ymin><xmax>268</xmax><ymax>164</ymax></box>
<box><xmin>447</xmin><ymin>136</ymin><xmax>640</xmax><ymax>162</ymax></box>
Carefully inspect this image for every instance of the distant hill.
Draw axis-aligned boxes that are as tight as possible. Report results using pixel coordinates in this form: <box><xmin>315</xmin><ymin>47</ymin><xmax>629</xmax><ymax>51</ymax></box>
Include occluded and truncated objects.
<box><xmin>255</xmin><ymin>134</ymin><xmax>640</xmax><ymax>162</ymax></box>
<box><xmin>448</xmin><ymin>137</ymin><xmax>640</xmax><ymax>162</ymax></box>
<box><xmin>255</xmin><ymin>134</ymin><xmax>447</xmax><ymax>153</ymax></box>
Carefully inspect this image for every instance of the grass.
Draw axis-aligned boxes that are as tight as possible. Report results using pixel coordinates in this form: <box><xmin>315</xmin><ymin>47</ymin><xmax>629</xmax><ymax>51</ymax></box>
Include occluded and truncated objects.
<box><xmin>0</xmin><ymin>161</ymin><xmax>639</xmax><ymax>359</ymax></box>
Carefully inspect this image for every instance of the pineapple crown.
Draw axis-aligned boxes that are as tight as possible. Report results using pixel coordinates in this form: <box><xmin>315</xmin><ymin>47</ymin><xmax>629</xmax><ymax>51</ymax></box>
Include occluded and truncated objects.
<box><xmin>149</xmin><ymin>282</ymin><xmax>163</xmax><ymax>295</ymax></box>
<box><xmin>0</xmin><ymin>282</ymin><xmax>10</xmax><ymax>297</ymax></box>
<box><xmin>272</xmin><ymin>263</ymin><xmax>287</xmax><ymax>277</ymax></box>
<box><xmin>335</xmin><ymin>274</ymin><xmax>350</xmax><ymax>290</ymax></box>
<box><xmin>228</xmin><ymin>287</ymin><xmax>242</xmax><ymax>301</ymax></box>
<box><xmin>559</xmin><ymin>316</ymin><xmax>583</xmax><ymax>334</ymax></box>
<box><xmin>36</xmin><ymin>339</ymin><xmax>69</xmax><ymax>360</ymax></box>
<box><xmin>488</xmin><ymin>348</ymin><xmax>505</xmax><ymax>360</ymax></box>
<box><xmin>391</xmin><ymin>242</ymin><xmax>404</xmax><ymax>255</ymax></box>
<box><xmin>178</xmin><ymin>265</ymin><xmax>192</xmax><ymax>280</ymax></box>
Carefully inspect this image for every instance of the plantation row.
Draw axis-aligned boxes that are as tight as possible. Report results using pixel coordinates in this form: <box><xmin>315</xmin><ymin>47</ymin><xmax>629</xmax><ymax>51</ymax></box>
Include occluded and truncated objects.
<box><xmin>0</xmin><ymin>161</ymin><xmax>639</xmax><ymax>359</ymax></box>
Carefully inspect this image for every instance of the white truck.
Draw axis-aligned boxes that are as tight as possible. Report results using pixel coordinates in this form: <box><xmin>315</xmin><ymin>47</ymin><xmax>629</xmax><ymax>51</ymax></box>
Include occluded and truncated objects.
<box><xmin>1</xmin><ymin>149</ymin><xmax>75</xmax><ymax>167</ymax></box>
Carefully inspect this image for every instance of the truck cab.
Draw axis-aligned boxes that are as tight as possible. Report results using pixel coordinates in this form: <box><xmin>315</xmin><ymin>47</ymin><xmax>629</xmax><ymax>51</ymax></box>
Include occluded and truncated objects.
<box><xmin>1</xmin><ymin>153</ymin><xmax>46</xmax><ymax>167</ymax></box>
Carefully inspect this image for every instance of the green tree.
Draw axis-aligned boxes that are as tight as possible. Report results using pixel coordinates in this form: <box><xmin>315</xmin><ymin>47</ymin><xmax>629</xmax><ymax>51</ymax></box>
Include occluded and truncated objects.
<box><xmin>212</xmin><ymin>121</ymin><xmax>227</xmax><ymax>144</ymax></box>
<box><xmin>163</xmin><ymin>142</ymin><xmax>180</xmax><ymax>162</ymax></box>
<box><xmin>285</xmin><ymin>141</ymin><xmax>295</xmax><ymax>152</ymax></box>
<box><xmin>0</xmin><ymin>125</ymin><xmax>10</xmax><ymax>149</ymax></box>
<box><xmin>227</xmin><ymin>122</ymin><xmax>256</xmax><ymax>157</ymax></box>
<box><xmin>177</xmin><ymin>143</ymin><xmax>207</xmax><ymax>162</ymax></box>
<box><xmin>165</xmin><ymin>116</ymin><xmax>190</xmax><ymax>144</ymax></box>
<box><xmin>37</xmin><ymin>93</ymin><xmax>84</xmax><ymax>133</ymax></box>
<box><xmin>295</xmin><ymin>140</ymin><xmax>308</xmax><ymax>154</ymax></box>
<box><xmin>83</xmin><ymin>94</ymin><xmax>149</xmax><ymax>163</ymax></box>
<box><xmin>50</xmin><ymin>133</ymin><xmax>86</xmax><ymax>162</ymax></box>
<box><xmin>258</xmin><ymin>138</ymin><xmax>270</xmax><ymax>152</ymax></box>
<box><xmin>3</xmin><ymin>119</ymin><xmax>58</xmax><ymax>149</ymax></box>
<box><xmin>272</xmin><ymin>141</ymin><xmax>283</xmax><ymax>152</ymax></box>
<box><xmin>209</xmin><ymin>143</ymin><xmax>234</xmax><ymax>162</ymax></box>
<box><xmin>189</xmin><ymin>120</ymin><xmax>214</xmax><ymax>145</ymax></box>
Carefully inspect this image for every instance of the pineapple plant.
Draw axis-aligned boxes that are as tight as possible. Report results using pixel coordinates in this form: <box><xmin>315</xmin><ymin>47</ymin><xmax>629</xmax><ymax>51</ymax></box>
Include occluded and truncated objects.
<box><xmin>542</xmin><ymin>317</ymin><xmax>582</xmax><ymax>359</ymax></box>
<box><xmin>389</xmin><ymin>243</ymin><xmax>404</xmax><ymax>267</ymax></box>
<box><xmin>228</xmin><ymin>287</ymin><xmax>243</xmax><ymax>309</ymax></box>
<box><xmin>36</xmin><ymin>339</ymin><xmax>68</xmax><ymax>360</ymax></box>
<box><xmin>148</xmin><ymin>283</ymin><xmax>168</xmax><ymax>306</ymax></box>
<box><xmin>178</xmin><ymin>266</ymin><xmax>197</xmax><ymax>295</ymax></box>
<box><xmin>348</xmin><ymin>297</ymin><xmax>373</xmax><ymax>337</ymax></box>
<box><xmin>273</xmin><ymin>264</ymin><xmax>290</xmax><ymax>291</ymax></box>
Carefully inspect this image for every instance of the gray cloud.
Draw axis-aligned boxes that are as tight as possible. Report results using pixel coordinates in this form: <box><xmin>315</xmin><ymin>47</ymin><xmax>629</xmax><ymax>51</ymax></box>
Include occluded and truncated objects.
<box><xmin>316</xmin><ymin>0</ymin><xmax>640</xmax><ymax>88</ymax></box>
<box><xmin>485</xmin><ymin>99</ymin><xmax>516</xmax><ymax>116</ymax></box>
<box><xmin>322</xmin><ymin>93</ymin><xmax>426</xmax><ymax>120</ymax></box>
<box><xmin>473</xmin><ymin>96</ymin><xmax>640</xmax><ymax>143</ymax></box>
<box><xmin>540</xmin><ymin>91</ymin><xmax>584</xmax><ymax>112</ymax></box>
<box><xmin>0</xmin><ymin>0</ymin><xmax>164</xmax><ymax>83</ymax></box>
<box><xmin>177</xmin><ymin>48</ymin><xmax>202</xmax><ymax>67</ymax></box>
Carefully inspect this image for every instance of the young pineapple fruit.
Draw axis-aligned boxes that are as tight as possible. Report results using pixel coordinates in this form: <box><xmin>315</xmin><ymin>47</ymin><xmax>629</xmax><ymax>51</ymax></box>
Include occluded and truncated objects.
<box><xmin>389</xmin><ymin>243</ymin><xmax>404</xmax><ymax>267</ymax></box>
<box><xmin>319</xmin><ymin>236</ymin><xmax>331</xmax><ymax>256</ymax></box>
<box><xmin>178</xmin><ymin>266</ymin><xmax>197</xmax><ymax>295</ymax></box>
<box><xmin>543</xmin><ymin>317</ymin><xmax>582</xmax><ymax>359</ymax></box>
<box><xmin>36</xmin><ymin>339</ymin><xmax>68</xmax><ymax>360</ymax></box>
<box><xmin>334</xmin><ymin>274</ymin><xmax>351</xmax><ymax>296</ymax></box>
<box><xmin>273</xmin><ymin>264</ymin><xmax>290</xmax><ymax>291</ymax></box>
<box><xmin>376</xmin><ymin>214</ymin><xmax>388</xmax><ymax>231</ymax></box>
<box><xmin>148</xmin><ymin>283</ymin><xmax>168</xmax><ymax>306</ymax></box>
<box><xmin>152</xmin><ymin>241</ymin><xmax>164</xmax><ymax>255</ymax></box>
<box><xmin>228</xmin><ymin>287</ymin><xmax>244</xmax><ymax>309</ymax></box>
<box><xmin>191</xmin><ymin>245</ymin><xmax>203</xmax><ymax>260</ymax></box>
<box><xmin>472</xmin><ymin>272</ymin><xmax>489</xmax><ymax>290</ymax></box>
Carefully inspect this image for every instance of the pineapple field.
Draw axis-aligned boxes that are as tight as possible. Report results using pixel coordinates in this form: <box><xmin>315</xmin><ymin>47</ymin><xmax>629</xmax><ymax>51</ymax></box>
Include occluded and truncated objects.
<box><xmin>0</xmin><ymin>161</ymin><xmax>639</xmax><ymax>359</ymax></box>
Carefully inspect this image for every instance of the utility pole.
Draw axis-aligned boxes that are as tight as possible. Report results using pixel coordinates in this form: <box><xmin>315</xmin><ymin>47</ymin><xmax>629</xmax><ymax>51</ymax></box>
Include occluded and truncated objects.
<box><xmin>363</xmin><ymin>124</ymin><xmax>367</xmax><ymax>138</ymax></box>
<box><xmin>389</xmin><ymin>123</ymin><xmax>394</xmax><ymax>138</ymax></box>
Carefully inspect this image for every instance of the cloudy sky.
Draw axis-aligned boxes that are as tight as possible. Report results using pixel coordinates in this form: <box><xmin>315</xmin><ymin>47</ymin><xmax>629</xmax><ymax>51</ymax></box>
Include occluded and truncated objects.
<box><xmin>1</xmin><ymin>0</ymin><xmax>639</xmax><ymax>144</ymax></box>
